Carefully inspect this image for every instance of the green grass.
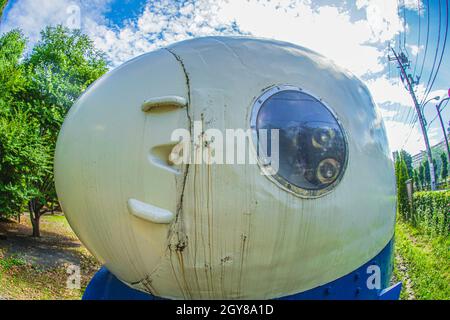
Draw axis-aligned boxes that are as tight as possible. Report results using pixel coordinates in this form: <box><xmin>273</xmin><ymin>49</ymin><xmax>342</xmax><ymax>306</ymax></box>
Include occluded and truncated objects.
<box><xmin>44</xmin><ymin>214</ymin><xmax>70</xmax><ymax>226</ymax></box>
<box><xmin>0</xmin><ymin>254</ymin><xmax>27</xmax><ymax>271</ymax></box>
<box><xmin>394</xmin><ymin>219</ymin><xmax>450</xmax><ymax>300</ymax></box>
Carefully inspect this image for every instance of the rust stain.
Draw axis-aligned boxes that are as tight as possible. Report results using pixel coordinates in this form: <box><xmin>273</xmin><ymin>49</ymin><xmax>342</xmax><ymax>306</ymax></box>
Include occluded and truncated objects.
<box><xmin>206</xmin><ymin>130</ymin><xmax>214</xmax><ymax>295</ymax></box>
<box><xmin>220</xmin><ymin>255</ymin><xmax>232</xmax><ymax>297</ymax></box>
<box><xmin>168</xmin><ymin>250</ymin><xmax>187</xmax><ymax>298</ymax></box>
<box><xmin>141</xmin><ymin>276</ymin><xmax>159</xmax><ymax>297</ymax></box>
<box><xmin>237</xmin><ymin>233</ymin><xmax>247</xmax><ymax>297</ymax></box>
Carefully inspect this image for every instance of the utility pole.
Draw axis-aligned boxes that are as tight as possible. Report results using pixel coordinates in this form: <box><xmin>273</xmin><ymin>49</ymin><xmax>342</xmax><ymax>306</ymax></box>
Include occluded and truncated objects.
<box><xmin>389</xmin><ymin>48</ymin><xmax>437</xmax><ymax>190</ymax></box>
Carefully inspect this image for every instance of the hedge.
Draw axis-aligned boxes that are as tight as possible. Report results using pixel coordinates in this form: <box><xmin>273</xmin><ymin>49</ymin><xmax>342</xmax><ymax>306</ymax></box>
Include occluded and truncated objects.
<box><xmin>411</xmin><ymin>191</ymin><xmax>450</xmax><ymax>236</ymax></box>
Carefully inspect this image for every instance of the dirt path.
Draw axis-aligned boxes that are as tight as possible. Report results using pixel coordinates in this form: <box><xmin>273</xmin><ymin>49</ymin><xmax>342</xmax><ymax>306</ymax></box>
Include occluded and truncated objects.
<box><xmin>394</xmin><ymin>251</ymin><xmax>416</xmax><ymax>300</ymax></box>
<box><xmin>0</xmin><ymin>215</ymin><xmax>84</xmax><ymax>267</ymax></box>
<box><xmin>0</xmin><ymin>214</ymin><xmax>100</xmax><ymax>299</ymax></box>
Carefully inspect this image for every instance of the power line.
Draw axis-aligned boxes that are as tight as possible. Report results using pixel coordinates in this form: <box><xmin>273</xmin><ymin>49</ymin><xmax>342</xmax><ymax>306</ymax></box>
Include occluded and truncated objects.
<box><xmin>412</xmin><ymin>0</ymin><xmax>421</xmax><ymax>79</ymax></box>
<box><xmin>421</xmin><ymin>0</ymin><xmax>449</xmax><ymax>105</ymax></box>
<box><xmin>391</xmin><ymin>1</ymin><xmax>419</xmax><ymax>125</ymax></box>
<box><xmin>420</xmin><ymin>0</ymin><xmax>442</xmax><ymax>105</ymax></box>
<box><xmin>397</xmin><ymin>0</ymin><xmax>403</xmax><ymax>51</ymax></box>
<box><xmin>401</xmin><ymin>116</ymin><xmax>419</xmax><ymax>149</ymax></box>
<box><xmin>402</xmin><ymin>0</ymin><xmax>409</xmax><ymax>56</ymax></box>
<box><xmin>417</xmin><ymin>0</ymin><xmax>431</xmax><ymax>81</ymax></box>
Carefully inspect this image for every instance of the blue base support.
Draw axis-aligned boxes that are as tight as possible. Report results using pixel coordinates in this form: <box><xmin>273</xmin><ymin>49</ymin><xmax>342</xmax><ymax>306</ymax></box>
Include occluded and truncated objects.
<box><xmin>83</xmin><ymin>238</ymin><xmax>401</xmax><ymax>300</ymax></box>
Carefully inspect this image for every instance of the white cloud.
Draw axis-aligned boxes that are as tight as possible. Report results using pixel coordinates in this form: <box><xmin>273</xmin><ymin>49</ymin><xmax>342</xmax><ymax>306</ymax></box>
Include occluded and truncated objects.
<box><xmin>85</xmin><ymin>0</ymin><xmax>244</xmax><ymax>66</ymax></box>
<box><xmin>407</xmin><ymin>44</ymin><xmax>422</xmax><ymax>56</ymax></box>
<box><xmin>378</xmin><ymin>107</ymin><xmax>399</xmax><ymax>119</ymax></box>
<box><xmin>215</xmin><ymin>1</ymin><xmax>386</xmax><ymax>76</ymax></box>
<box><xmin>384</xmin><ymin>120</ymin><xmax>419</xmax><ymax>154</ymax></box>
<box><xmin>2</xmin><ymin>0</ymin><xmax>403</xmax><ymax>76</ymax></box>
<box><xmin>2</xmin><ymin>0</ymin><xmax>432</xmax><ymax>154</ymax></box>
<box><xmin>81</xmin><ymin>0</ymin><xmax>403</xmax><ymax>76</ymax></box>
<box><xmin>0</xmin><ymin>0</ymin><xmax>111</xmax><ymax>43</ymax></box>
<box><xmin>365</xmin><ymin>76</ymin><xmax>421</xmax><ymax>106</ymax></box>
<box><xmin>403</xmin><ymin>0</ymin><xmax>424</xmax><ymax>11</ymax></box>
<box><xmin>384</xmin><ymin>114</ymin><xmax>443</xmax><ymax>155</ymax></box>
<box><xmin>426</xmin><ymin>89</ymin><xmax>448</xmax><ymax>102</ymax></box>
<box><xmin>356</xmin><ymin>0</ymin><xmax>404</xmax><ymax>43</ymax></box>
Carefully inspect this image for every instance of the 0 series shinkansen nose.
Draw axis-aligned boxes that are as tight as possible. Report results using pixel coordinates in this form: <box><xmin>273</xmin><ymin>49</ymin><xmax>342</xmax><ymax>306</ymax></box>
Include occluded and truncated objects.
<box><xmin>54</xmin><ymin>36</ymin><xmax>398</xmax><ymax>300</ymax></box>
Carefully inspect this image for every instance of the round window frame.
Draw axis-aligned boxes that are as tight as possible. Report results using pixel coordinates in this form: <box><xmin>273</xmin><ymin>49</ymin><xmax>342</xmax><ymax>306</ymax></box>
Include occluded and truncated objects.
<box><xmin>249</xmin><ymin>85</ymin><xmax>349</xmax><ymax>199</ymax></box>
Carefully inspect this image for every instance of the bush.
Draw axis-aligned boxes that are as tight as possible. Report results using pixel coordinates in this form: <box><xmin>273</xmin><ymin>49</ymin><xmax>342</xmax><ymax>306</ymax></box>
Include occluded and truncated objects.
<box><xmin>412</xmin><ymin>191</ymin><xmax>449</xmax><ymax>236</ymax></box>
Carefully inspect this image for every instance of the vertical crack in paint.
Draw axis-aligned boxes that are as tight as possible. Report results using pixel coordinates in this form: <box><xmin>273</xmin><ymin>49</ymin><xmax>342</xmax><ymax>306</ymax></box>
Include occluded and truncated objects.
<box><xmin>164</xmin><ymin>47</ymin><xmax>193</xmax><ymax>298</ymax></box>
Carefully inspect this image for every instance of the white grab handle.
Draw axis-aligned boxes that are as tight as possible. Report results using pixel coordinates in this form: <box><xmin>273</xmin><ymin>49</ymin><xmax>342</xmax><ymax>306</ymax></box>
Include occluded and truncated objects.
<box><xmin>141</xmin><ymin>96</ymin><xmax>187</xmax><ymax>112</ymax></box>
<box><xmin>127</xmin><ymin>198</ymin><xmax>175</xmax><ymax>224</ymax></box>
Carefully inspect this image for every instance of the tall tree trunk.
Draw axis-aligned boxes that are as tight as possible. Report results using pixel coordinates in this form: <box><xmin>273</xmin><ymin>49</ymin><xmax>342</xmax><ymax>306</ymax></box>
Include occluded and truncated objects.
<box><xmin>31</xmin><ymin>215</ymin><xmax>40</xmax><ymax>237</ymax></box>
<box><xmin>29</xmin><ymin>199</ymin><xmax>42</xmax><ymax>237</ymax></box>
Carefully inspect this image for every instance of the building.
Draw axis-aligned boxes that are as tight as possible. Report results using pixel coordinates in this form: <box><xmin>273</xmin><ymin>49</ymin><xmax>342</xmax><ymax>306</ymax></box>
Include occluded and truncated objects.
<box><xmin>412</xmin><ymin>137</ymin><xmax>449</xmax><ymax>168</ymax></box>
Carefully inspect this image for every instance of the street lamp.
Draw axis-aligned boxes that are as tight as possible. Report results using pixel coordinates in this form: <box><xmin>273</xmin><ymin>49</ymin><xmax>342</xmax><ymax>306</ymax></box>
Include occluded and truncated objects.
<box><xmin>421</xmin><ymin>96</ymin><xmax>441</xmax><ymax>127</ymax></box>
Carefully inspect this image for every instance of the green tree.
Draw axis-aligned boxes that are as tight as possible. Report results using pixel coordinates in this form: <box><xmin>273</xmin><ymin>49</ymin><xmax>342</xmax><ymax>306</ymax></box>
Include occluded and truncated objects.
<box><xmin>0</xmin><ymin>30</ymin><xmax>30</xmax><ymax>219</ymax></box>
<box><xmin>395</xmin><ymin>156</ymin><xmax>410</xmax><ymax>218</ymax></box>
<box><xmin>22</xmin><ymin>26</ymin><xmax>108</xmax><ymax>236</ymax></box>
<box><xmin>0</xmin><ymin>1</ymin><xmax>7</xmax><ymax>19</ymax></box>
<box><xmin>400</xmin><ymin>150</ymin><xmax>413</xmax><ymax>178</ymax></box>
<box><xmin>424</xmin><ymin>160</ymin><xmax>431</xmax><ymax>188</ymax></box>
<box><xmin>0</xmin><ymin>113</ymin><xmax>52</xmax><ymax>221</ymax></box>
<box><xmin>412</xmin><ymin>169</ymin><xmax>420</xmax><ymax>191</ymax></box>
<box><xmin>25</xmin><ymin>25</ymin><xmax>108</xmax><ymax>135</ymax></box>
<box><xmin>418</xmin><ymin>162</ymin><xmax>425</xmax><ymax>188</ymax></box>
<box><xmin>0</xmin><ymin>26</ymin><xmax>108</xmax><ymax>236</ymax></box>
<box><xmin>0</xmin><ymin>29</ymin><xmax>27</xmax><ymax>115</ymax></box>
<box><xmin>441</xmin><ymin>152</ymin><xmax>448</xmax><ymax>182</ymax></box>
<box><xmin>432</xmin><ymin>159</ymin><xmax>438</xmax><ymax>183</ymax></box>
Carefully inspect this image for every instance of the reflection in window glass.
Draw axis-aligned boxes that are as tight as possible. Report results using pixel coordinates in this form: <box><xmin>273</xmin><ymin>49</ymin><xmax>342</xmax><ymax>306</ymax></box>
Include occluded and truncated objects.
<box><xmin>256</xmin><ymin>90</ymin><xmax>347</xmax><ymax>192</ymax></box>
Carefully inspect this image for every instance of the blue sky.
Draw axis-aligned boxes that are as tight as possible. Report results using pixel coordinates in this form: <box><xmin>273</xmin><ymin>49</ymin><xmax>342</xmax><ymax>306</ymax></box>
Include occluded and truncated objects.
<box><xmin>1</xmin><ymin>0</ymin><xmax>449</xmax><ymax>155</ymax></box>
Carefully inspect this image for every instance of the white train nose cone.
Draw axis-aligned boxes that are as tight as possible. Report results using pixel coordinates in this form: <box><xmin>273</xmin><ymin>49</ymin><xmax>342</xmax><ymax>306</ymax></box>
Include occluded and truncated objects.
<box><xmin>55</xmin><ymin>36</ymin><xmax>396</xmax><ymax>299</ymax></box>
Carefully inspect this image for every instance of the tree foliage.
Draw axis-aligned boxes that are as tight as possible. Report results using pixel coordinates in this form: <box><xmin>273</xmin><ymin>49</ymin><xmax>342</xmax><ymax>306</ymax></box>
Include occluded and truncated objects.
<box><xmin>0</xmin><ymin>26</ymin><xmax>108</xmax><ymax>236</ymax></box>
<box><xmin>441</xmin><ymin>152</ymin><xmax>448</xmax><ymax>182</ymax></box>
<box><xmin>432</xmin><ymin>159</ymin><xmax>438</xmax><ymax>183</ymax></box>
<box><xmin>424</xmin><ymin>160</ymin><xmax>431</xmax><ymax>187</ymax></box>
<box><xmin>395</xmin><ymin>155</ymin><xmax>410</xmax><ymax>218</ymax></box>
<box><xmin>400</xmin><ymin>150</ymin><xmax>413</xmax><ymax>178</ymax></box>
<box><xmin>418</xmin><ymin>162</ymin><xmax>425</xmax><ymax>188</ymax></box>
<box><xmin>0</xmin><ymin>0</ymin><xmax>7</xmax><ymax>19</ymax></box>
<box><xmin>0</xmin><ymin>29</ymin><xmax>27</xmax><ymax>115</ymax></box>
<box><xmin>412</xmin><ymin>169</ymin><xmax>420</xmax><ymax>191</ymax></box>
<box><xmin>0</xmin><ymin>112</ymin><xmax>52</xmax><ymax>218</ymax></box>
<box><xmin>24</xmin><ymin>26</ymin><xmax>107</xmax><ymax>136</ymax></box>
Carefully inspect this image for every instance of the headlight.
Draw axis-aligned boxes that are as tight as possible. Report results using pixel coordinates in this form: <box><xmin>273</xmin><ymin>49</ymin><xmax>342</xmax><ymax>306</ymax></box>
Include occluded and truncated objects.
<box><xmin>250</xmin><ymin>85</ymin><xmax>348</xmax><ymax>198</ymax></box>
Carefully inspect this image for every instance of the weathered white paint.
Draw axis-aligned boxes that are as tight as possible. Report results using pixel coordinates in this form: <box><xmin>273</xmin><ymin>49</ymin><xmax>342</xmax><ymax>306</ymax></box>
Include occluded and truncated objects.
<box><xmin>54</xmin><ymin>37</ymin><xmax>396</xmax><ymax>299</ymax></box>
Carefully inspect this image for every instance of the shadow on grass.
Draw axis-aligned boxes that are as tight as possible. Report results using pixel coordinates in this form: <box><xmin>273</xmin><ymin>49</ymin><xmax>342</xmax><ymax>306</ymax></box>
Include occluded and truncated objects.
<box><xmin>0</xmin><ymin>215</ymin><xmax>89</xmax><ymax>269</ymax></box>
